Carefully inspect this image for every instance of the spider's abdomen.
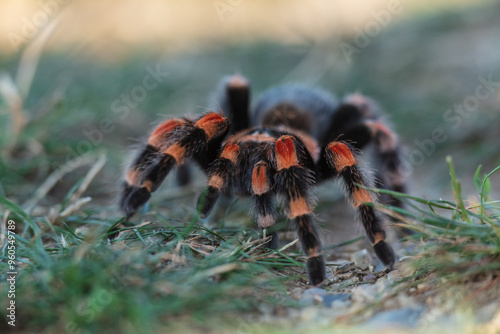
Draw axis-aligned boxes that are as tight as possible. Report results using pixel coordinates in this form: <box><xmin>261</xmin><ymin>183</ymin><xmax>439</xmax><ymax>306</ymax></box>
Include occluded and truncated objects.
<box><xmin>251</xmin><ymin>85</ymin><xmax>338</xmax><ymax>140</ymax></box>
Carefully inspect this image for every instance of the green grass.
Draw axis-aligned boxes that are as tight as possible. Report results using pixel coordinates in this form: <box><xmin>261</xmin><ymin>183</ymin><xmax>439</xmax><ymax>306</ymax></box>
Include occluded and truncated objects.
<box><xmin>367</xmin><ymin>158</ymin><xmax>500</xmax><ymax>306</ymax></box>
<box><xmin>328</xmin><ymin>158</ymin><xmax>500</xmax><ymax>324</ymax></box>
<box><xmin>0</xmin><ymin>195</ymin><xmax>306</xmax><ymax>333</ymax></box>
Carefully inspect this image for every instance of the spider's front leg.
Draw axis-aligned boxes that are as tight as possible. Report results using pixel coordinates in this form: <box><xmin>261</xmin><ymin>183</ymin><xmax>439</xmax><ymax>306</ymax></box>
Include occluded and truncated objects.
<box><xmin>274</xmin><ymin>135</ymin><xmax>326</xmax><ymax>286</ymax></box>
<box><xmin>250</xmin><ymin>160</ymin><xmax>279</xmax><ymax>249</ymax></box>
<box><xmin>323</xmin><ymin>141</ymin><xmax>396</xmax><ymax>267</ymax></box>
<box><xmin>197</xmin><ymin>142</ymin><xmax>280</xmax><ymax>249</ymax></box>
<box><xmin>120</xmin><ymin>112</ymin><xmax>229</xmax><ymax>218</ymax></box>
<box><xmin>196</xmin><ymin>141</ymin><xmax>239</xmax><ymax>217</ymax></box>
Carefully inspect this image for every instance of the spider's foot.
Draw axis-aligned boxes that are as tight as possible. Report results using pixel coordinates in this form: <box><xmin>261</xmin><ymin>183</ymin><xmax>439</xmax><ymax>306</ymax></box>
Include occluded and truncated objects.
<box><xmin>261</xmin><ymin>230</ymin><xmax>279</xmax><ymax>250</ymax></box>
<box><xmin>119</xmin><ymin>182</ymin><xmax>135</xmax><ymax>209</ymax></box>
<box><xmin>121</xmin><ymin>186</ymin><xmax>151</xmax><ymax>218</ymax></box>
<box><xmin>107</xmin><ymin>225</ymin><xmax>123</xmax><ymax>240</ymax></box>
<box><xmin>307</xmin><ymin>255</ymin><xmax>326</xmax><ymax>287</ymax></box>
<box><xmin>373</xmin><ymin>240</ymin><xmax>396</xmax><ymax>268</ymax></box>
<box><xmin>196</xmin><ymin>186</ymin><xmax>220</xmax><ymax>218</ymax></box>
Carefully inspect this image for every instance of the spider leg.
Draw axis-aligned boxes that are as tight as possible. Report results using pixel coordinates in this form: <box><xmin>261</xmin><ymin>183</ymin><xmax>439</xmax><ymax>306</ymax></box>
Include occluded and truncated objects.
<box><xmin>274</xmin><ymin>135</ymin><xmax>325</xmax><ymax>286</ymax></box>
<box><xmin>323</xmin><ymin>93</ymin><xmax>412</xmax><ymax>237</ymax></box>
<box><xmin>176</xmin><ymin>164</ymin><xmax>191</xmax><ymax>186</ymax></box>
<box><xmin>251</xmin><ymin>161</ymin><xmax>278</xmax><ymax>249</ymax></box>
<box><xmin>121</xmin><ymin>112</ymin><xmax>229</xmax><ymax>218</ymax></box>
<box><xmin>212</xmin><ymin>74</ymin><xmax>250</xmax><ymax>133</ymax></box>
<box><xmin>196</xmin><ymin>142</ymin><xmax>239</xmax><ymax>217</ymax></box>
<box><xmin>324</xmin><ymin>141</ymin><xmax>396</xmax><ymax>267</ymax></box>
<box><xmin>364</xmin><ymin>121</ymin><xmax>410</xmax><ymax>236</ymax></box>
<box><xmin>120</xmin><ymin>118</ymin><xmax>186</xmax><ymax>216</ymax></box>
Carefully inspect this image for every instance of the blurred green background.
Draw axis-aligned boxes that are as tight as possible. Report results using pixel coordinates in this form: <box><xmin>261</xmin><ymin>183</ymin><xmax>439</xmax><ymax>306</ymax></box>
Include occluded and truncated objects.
<box><xmin>1</xmin><ymin>0</ymin><xmax>499</xmax><ymax>208</ymax></box>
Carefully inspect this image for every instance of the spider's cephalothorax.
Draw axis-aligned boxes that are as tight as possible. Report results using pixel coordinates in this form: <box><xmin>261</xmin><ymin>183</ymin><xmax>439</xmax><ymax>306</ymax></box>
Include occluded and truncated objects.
<box><xmin>120</xmin><ymin>75</ymin><xmax>408</xmax><ymax>286</ymax></box>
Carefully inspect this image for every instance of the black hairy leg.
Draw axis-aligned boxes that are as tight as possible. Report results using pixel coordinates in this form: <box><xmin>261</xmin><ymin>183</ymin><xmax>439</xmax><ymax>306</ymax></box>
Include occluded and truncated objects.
<box><xmin>121</xmin><ymin>113</ymin><xmax>229</xmax><ymax>218</ymax></box>
<box><xmin>196</xmin><ymin>142</ymin><xmax>239</xmax><ymax>217</ymax></box>
<box><xmin>211</xmin><ymin>74</ymin><xmax>251</xmax><ymax>134</ymax></box>
<box><xmin>323</xmin><ymin>141</ymin><xmax>395</xmax><ymax>268</ymax></box>
<box><xmin>368</xmin><ymin>121</ymin><xmax>411</xmax><ymax>237</ymax></box>
<box><xmin>325</xmin><ymin>93</ymin><xmax>412</xmax><ymax>237</ymax></box>
<box><xmin>251</xmin><ymin>161</ymin><xmax>279</xmax><ymax>249</ymax></box>
<box><xmin>120</xmin><ymin>118</ymin><xmax>186</xmax><ymax>217</ymax></box>
<box><xmin>274</xmin><ymin>135</ymin><xmax>326</xmax><ymax>286</ymax></box>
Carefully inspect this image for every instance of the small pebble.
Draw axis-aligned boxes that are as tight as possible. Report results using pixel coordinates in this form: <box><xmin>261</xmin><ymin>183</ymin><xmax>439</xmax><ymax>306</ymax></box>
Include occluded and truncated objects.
<box><xmin>299</xmin><ymin>307</ymin><xmax>319</xmax><ymax>322</ymax></box>
<box><xmin>351</xmin><ymin>249</ymin><xmax>372</xmax><ymax>270</ymax></box>
<box><xmin>329</xmin><ymin>276</ymin><xmax>340</xmax><ymax>284</ymax></box>
<box><xmin>303</xmin><ymin>287</ymin><xmax>327</xmax><ymax>297</ymax></box>
<box><xmin>387</xmin><ymin>270</ymin><xmax>400</xmax><ymax>282</ymax></box>
<box><xmin>299</xmin><ymin>287</ymin><xmax>327</xmax><ymax>307</ymax></box>
<box><xmin>361</xmin><ymin>307</ymin><xmax>424</xmax><ymax>329</ymax></box>
<box><xmin>363</xmin><ymin>273</ymin><xmax>376</xmax><ymax>282</ymax></box>
<box><xmin>352</xmin><ymin>283</ymin><xmax>378</xmax><ymax>303</ymax></box>
<box><xmin>374</xmin><ymin>261</ymin><xmax>386</xmax><ymax>273</ymax></box>
<box><xmin>322</xmin><ymin>294</ymin><xmax>351</xmax><ymax>307</ymax></box>
<box><xmin>313</xmin><ymin>294</ymin><xmax>324</xmax><ymax>305</ymax></box>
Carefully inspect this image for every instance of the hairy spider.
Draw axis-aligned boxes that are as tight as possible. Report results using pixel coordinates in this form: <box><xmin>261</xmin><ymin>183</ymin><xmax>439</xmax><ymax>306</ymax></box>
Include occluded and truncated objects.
<box><xmin>119</xmin><ymin>74</ymin><xmax>407</xmax><ymax>286</ymax></box>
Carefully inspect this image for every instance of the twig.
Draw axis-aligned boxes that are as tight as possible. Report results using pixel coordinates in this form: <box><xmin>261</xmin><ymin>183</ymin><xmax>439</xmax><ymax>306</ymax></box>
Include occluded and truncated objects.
<box><xmin>465</xmin><ymin>275</ymin><xmax>500</xmax><ymax>303</ymax></box>
<box><xmin>323</xmin><ymin>235</ymin><xmax>364</xmax><ymax>250</ymax></box>
<box><xmin>278</xmin><ymin>238</ymin><xmax>298</xmax><ymax>252</ymax></box>
<box><xmin>15</xmin><ymin>19</ymin><xmax>59</xmax><ymax>99</ymax></box>
<box><xmin>333</xmin><ymin>280</ymin><xmax>376</xmax><ymax>291</ymax></box>
<box><xmin>197</xmin><ymin>263</ymin><xmax>241</xmax><ymax>278</ymax></box>
<box><xmin>71</xmin><ymin>153</ymin><xmax>106</xmax><ymax>201</ymax></box>
<box><xmin>0</xmin><ymin>74</ymin><xmax>25</xmax><ymax>150</ymax></box>
<box><xmin>32</xmin><ymin>76</ymin><xmax>70</xmax><ymax>121</ymax></box>
<box><xmin>23</xmin><ymin>153</ymin><xmax>98</xmax><ymax>213</ymax></box>
<box><xmin>59</xmin><ymin>197</ymin><xmax>92</xmax><ymax>217</ymax></box>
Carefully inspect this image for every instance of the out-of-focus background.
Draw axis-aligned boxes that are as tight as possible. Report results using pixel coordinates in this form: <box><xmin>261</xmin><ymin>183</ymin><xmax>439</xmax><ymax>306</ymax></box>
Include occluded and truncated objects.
<box><xmin>1</xmin><ymin>1</ymin><xmax>500</xmax><ymax>332</ymax></box>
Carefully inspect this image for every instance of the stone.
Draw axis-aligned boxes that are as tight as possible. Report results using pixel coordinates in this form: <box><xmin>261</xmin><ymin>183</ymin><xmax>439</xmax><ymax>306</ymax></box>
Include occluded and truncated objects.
<box><xmin>361</xmin><ymin>307</ymin><xmax>425</xmax><ymax>330</ymax></box>
<box><xmin>322</xmin><ymin>294</ymin><xmax>351</xmax><ymax>307</ymax></box>
<box><xmin>363</xmin><ymin>273</ymin><xmax>376</xmax><ymax>282</ymax></box>
<box><xmin>351</xmin><ymin>249</ymin><xmax>372</xmax><ymax>270</ymax></box>
<box><xmin>352</xmin><ymin>283</ymin><xmax>378</xmax><ymax>303</ymax></box>
<box><xmin>299</xmin><ymin>287</ymin><xmax>328</xmax><ymax>307</ymax></box>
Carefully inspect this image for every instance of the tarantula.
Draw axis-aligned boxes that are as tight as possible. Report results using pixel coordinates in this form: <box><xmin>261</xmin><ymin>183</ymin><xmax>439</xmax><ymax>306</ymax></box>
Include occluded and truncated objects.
<box><xmin>119</xmin><ymin>75</ymin><xmax>407</xmax><ymax>286</ymax></box>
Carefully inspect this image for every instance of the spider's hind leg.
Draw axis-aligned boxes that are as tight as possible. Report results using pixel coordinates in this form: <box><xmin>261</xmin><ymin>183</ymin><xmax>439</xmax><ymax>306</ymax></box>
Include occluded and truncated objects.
<box><xmin>323</xmin><ymin>141</ymin><xmax>396</xmax><ymax>267</ymax></box>
<box><xmin>211</xmin><ymin>74</ymin><xmax>250</xmax><ymax>133</ymax></box>
<box><xmin>323</xmin><ymin>93</ymin><xmax>412</xmax><ymax>237</ymax></box>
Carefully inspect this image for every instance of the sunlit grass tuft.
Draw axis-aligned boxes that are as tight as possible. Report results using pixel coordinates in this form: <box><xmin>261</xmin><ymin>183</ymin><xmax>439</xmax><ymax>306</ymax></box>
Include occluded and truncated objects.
<box><xmin>369</xmin><ymin>157</ymin><xmax>500</xmax><ymax>303</ymax></box>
